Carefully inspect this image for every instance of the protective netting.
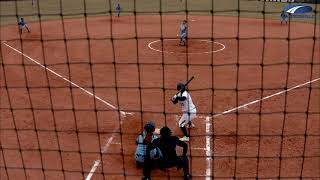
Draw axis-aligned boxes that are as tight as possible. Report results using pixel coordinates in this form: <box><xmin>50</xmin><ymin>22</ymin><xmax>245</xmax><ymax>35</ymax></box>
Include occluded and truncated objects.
<box><xmin>0</xmin><ymin>0</ymin><xmax>319</xmax><ymax>179</ymax></box>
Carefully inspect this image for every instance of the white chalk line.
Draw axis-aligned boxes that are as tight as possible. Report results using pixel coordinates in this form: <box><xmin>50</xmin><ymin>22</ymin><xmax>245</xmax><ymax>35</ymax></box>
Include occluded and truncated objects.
<box><xmin>110</xmin><ymin>142</ymin><xmax>122</xmax><ymax>145</ymax></box>
<box><xmin>1</xmin><ymin>41</ymin><xmax>132</xmax><ymax>117</ymax></box>
<box><xmin>1</xmin><ymin>41</ymin><xmax>132</xmax><ymax>179</ymax></box>
<box><xmin>192</xmin><ymin>147</ymin><xmax>208</xmax><ymax>151</ymax></box>
<box><xmin>213</xmin><ymin>78</ymin><xmax>320</xmax><ymax>118</ymax></box>
<box><xmin>86</xmin><ymin>113</ymin><xmax>129</xmax><ymax>179</ymax></box>
<box><xmin>205</xmin><ymin>116</ymin><xmax>212</xmax><ymax>180</ymax></box>
<box><xmin>85</xmin><ymin>160</ymin><xmax>101</xmax><ymax>180</ymax></box>
<box><xmin>200</xmin><ymin>78</ymin><xmax>319</xmax><ymax>180</ymax></box>
<box><xmin>147</xmin><ymin>39</ymin><xmax>226</xmax><ymax>54</ymax></box>
<box><xmin>171</xmin><ymin>77</ymin><xmax>319</xmax><ymax>179</ymax></box>
<box><xmin>77</xmin><ymin>77</ymin><xmax>320</xmax><ymax>180</ymax></box>
<box><xmin>85</xmin><ymin>132</ymin><xmax>120</xmax><ymax>180</ymax></box>
<box><xmin>85</xmin><ymin>133</ymin><xmax>118</xmax><ymax>179</ymax></box>
<box><xmin>194</xmin><ymin>78</ymin><xmax>320</xmax><ymax>120</ymax></box>
<box><xmin>4</xmin><ymin>41</ymin><xmax>319</xmax><ymax>179</ymax></box>
<box><xmin>186</xmin><ymin>78</ymin><xmax>320</xmax><ymax>120</ymax></box>
<box><xmin>91</xmin><ymin>58</ymin><xmax>319</xmax><ymax>180</ymax></box>
<box><xmin>96</xmin><ymin>81</ymin><xmax>319</xmax><ymax>180</ymax></box>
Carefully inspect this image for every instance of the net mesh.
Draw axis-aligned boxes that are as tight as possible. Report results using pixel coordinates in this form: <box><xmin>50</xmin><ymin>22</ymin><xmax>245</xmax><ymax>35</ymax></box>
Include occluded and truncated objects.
<box><xmin>0</xmin><ymin>0</ymin><xmax>319</xmax><ymax>179</ymax></box>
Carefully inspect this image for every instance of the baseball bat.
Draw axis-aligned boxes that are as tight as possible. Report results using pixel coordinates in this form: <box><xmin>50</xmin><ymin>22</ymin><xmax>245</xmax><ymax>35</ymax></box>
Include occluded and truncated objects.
<box><xmin>184</xmin><ymin>76</ymin><xmax>194</xmax><ymax>87</ymax></box>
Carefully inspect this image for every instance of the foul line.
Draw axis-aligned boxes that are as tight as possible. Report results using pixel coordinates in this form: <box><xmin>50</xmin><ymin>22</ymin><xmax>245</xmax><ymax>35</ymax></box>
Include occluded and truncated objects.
<box><xmin>1</xmin><ymin>41</ymin><xmax>131</xmax><ymax>117</ymax></box>
<box><xmin>213</xmin><ymin>78</ymin><xmax>320</xmax><ymax>118</ymax></box>
<box><xmin>201</xmin><ymin>78</ymin><xmax>319</xmax><ymax>180</ymax></box>
<box><xmin>88</xmin><ymin>78</ymin><xmax>320</xmax><ymax>179</ymax></box>
<box><xmin>3</xmin><ymin>41</ymin><xmax>319</xmax><ymax>180</ymax></box>
<box><xmin>2</xmin><ymin>41</ymin><xmax>132</xmax><ymax>180</ymax></box>
<box><xmin>169</xmin><ymin>78</ymin><xmax>320</xmax><ymax>180</ymax></box>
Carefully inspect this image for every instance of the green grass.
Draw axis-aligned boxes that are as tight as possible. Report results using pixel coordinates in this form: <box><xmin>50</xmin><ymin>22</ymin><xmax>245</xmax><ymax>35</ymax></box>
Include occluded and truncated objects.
<box><xmin>1</xmin><ymin>0</ymin><xmax>319</xmax><ymax>25</ymax></box>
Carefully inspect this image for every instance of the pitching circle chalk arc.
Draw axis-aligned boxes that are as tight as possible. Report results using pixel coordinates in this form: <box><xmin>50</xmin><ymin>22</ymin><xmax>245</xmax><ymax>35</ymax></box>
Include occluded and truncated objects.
<box><xmin>147</xmin><ymin>39</ymin><xmax>226</xmax><ymax>54</ymax></box>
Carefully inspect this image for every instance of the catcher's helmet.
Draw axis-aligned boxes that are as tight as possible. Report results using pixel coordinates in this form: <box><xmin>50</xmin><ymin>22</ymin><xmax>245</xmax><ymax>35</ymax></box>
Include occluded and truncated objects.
<box><xmin>144</xmin><ymin>122</ymin><xmax>155</xmax><ymax>133</ymax></box>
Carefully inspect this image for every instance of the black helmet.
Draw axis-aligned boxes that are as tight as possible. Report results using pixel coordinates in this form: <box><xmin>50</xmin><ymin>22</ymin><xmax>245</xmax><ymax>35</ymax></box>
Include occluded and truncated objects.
<box><xmin>144</xmin><ymin>122</ymin><xmax>155</xmax><ymax>133</ymax></box>
<box><xmin>176</xmin><ymin>83</ymin><xmax>186</xmax><ymax>92</ymax></box>
<box><xmin>160</xmin><ymin>126</ymin><xmax>172</xmax><ymax>138</ymax></box>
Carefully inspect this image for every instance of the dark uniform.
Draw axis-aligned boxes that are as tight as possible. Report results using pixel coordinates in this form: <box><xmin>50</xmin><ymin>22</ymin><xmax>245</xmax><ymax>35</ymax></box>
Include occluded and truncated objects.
<box><xmin>18</xmin><ymin>18</ymin><xmax>30</xmax><ymax>34</ymax></box>
<box><xmin>142</xmin><ymin>127</ymin><xmax>190</xmax><ymax>180</ymax></box>
<box><xmin>116</xmin><ymin>4</ymin><xmax>121</xmax><ymax>17</ymax></box>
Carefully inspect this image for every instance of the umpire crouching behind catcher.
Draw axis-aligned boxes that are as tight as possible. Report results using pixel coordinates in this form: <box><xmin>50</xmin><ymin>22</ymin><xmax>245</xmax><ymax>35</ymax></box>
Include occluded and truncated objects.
<box><xmin>141</xmin><ymin>126</ymin><xmax>191</xmax><ymax>180</ymax></box>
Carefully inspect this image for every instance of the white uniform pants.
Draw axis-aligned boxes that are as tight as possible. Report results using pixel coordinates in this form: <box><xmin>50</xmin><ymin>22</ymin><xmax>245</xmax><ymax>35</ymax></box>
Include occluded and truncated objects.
<box><xmin>179</xmin><ymin>111</ymin><xmax>197</xmax><ymax>127</ymax></box>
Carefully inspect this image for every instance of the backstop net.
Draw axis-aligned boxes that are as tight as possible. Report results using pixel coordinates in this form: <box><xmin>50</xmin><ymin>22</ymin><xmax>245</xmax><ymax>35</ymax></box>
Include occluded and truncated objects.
<box><xmin>0</xmin><ymin>0</ymin><xmax>319</xmax><ymax>179</ymax></box>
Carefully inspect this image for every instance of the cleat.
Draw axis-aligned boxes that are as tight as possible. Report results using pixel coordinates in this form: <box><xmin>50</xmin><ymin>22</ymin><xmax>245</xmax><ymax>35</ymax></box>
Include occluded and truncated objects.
<box><xmin>184</xmin><ymin>174</ymin><xmax>191</xmax><ymax>180</ymax></box>
<box><xmin>186</xmin><ymin>122</ymin><xmax>195</xmax><ymax>128</ymax></box>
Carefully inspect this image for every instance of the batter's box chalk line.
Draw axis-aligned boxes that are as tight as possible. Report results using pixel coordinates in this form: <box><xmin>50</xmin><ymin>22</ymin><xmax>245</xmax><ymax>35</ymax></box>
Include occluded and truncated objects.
<box><xmin>86</xmin><ymin>160</ymin><xmax>101</xmax><ymax>180</ymax></box>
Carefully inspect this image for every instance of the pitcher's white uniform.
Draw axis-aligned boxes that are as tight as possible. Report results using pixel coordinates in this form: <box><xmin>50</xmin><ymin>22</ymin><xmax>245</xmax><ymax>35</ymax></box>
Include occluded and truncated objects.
<box><xmin>175</xmin><ymin>91</ymin><xmax>197</xmax><ymax>127</ymax></box>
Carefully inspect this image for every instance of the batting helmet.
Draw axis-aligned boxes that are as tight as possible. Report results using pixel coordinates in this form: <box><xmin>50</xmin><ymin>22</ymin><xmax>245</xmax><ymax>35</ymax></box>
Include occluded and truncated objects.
<box><xmin>176</xmin><ymin>83</ymin><xmax>186</xmax><ymax>92</ymax></box>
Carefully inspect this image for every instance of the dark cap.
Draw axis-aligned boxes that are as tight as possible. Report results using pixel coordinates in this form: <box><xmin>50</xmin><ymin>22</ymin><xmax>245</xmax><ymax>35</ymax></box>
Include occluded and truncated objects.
<box><xmin>144</xmin><ymin>122</ymin><xmax>155</xmax><ymax>133</ymax></box>
<box><xmin>160</xmin><ymin>126</ymin><xmax>172</xmax><ymax>137</ymax></box>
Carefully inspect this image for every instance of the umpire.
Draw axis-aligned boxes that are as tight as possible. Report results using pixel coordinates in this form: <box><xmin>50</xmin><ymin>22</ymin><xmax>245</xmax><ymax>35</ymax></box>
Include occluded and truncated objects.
<box><xmin>142</xmin><ymin>126</ymin><xmax>191</xmax><ymax>180</ymax></box>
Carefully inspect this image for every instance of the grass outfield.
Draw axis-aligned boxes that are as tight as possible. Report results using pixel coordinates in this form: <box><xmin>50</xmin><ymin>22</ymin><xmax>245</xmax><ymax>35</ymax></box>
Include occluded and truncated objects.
<box><xmin>0</xmin><ymin>0</ymin><xmax>319</xmax><ymax>25</ymax></box>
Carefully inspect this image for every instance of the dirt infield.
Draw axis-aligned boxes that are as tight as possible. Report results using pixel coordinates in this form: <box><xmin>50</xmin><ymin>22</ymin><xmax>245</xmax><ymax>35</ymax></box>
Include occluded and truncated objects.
<box><xmin>1</xmin><ymin>14</ymin><xmax>319</xmax><ymax>180</ymax></box>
